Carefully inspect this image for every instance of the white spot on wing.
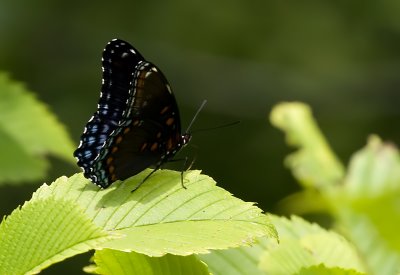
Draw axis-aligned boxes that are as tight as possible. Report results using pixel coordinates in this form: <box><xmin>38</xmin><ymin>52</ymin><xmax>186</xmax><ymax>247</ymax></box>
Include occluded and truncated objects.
<box><xmin>166</xmin><ymin>84</ymin><xmax>172</xmax><ymax>94</ymax></box>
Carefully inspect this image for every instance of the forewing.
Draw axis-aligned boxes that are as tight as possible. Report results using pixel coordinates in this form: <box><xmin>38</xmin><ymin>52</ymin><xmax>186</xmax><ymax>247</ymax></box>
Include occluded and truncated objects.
<box><xmin>74</xmin><ymin>39</ymin><xmax>144</xmax><ymax>187</ymax></box>
<box><xmin>95</xmin><ymin>63</ymin><xmax>183</xmax><ymax>185</ymax></box>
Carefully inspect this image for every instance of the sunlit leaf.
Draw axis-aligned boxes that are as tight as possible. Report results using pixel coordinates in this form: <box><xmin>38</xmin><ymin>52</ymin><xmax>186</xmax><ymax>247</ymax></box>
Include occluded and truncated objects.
<box><xmin>259</xmin><ymin>215</ymin><xmax>365</xmax><ymax>274</ymax></box>
<box><xmin>198</xmin><ymin>237</ymin><xmax>269</xmax><ymax>275</ymax></box>
<box><xmin>0</xmin><ymin>197</ymin><xmax>113</xmax><ymax>275</ymax></box>
<box><xmin>332</xmin><ymin>136</ymin><xmax>400</xmax><ymax>274</ymax></box>
<box><xmin>84</xmin><ymin>249</ymin><xmax>210</xmax><ymax>275</ymax></box>
<box><xmin>34</xmin><ymin>169</ymin><xmax>277</xmax><ymax>256</ymax></box>
<box><xmin>342</xmin><ymin>135</ymin><xmax>400</xmax><ymax>197</ymax></box>
<box><xmin>270</xmin><ymin>102</ymin><xmax>344</xmax><ymax>188</ymax></box>
<box><xmin>271</xmin><ymin>102</ymin><xmax>400</xmax><ymax>274</ymax></box>
<box><xmin>336</xmin><ymin>212</ymin><xmax>400</xmax><ymax>275</ymax></box>
<box><xmin>200</xmin><ymin>215</ymin><xmax>365</xmax><ymax>275</ymax></box>
<box><xmin>297</xmin><ymin>264</ymin><xmax>366</xmax><ymax>275</ymax></box>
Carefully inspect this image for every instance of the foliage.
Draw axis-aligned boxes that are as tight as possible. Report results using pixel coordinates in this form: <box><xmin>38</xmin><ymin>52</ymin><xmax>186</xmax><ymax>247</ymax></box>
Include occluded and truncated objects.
<box><xmin>84</xmin><ymin>250</ymin><xmax>210</xmax><ymax>275</ymax></box>
<box><xmin>270</xmin><ymin>102</ymin><xmax>400</xmax><ymax>274</ymax></box>
<box><xmin>1</xmin><ymin>74</ymin><xmax>399</xmax><ymax>274</ymax></box>
<box><xmin>0</xmin><ymin>73</ymin><xmax>75</xmax><ymax>184</ymax></box>
<box><xmin>0</xmin><ymin>197</ymin><xmax>113</xmax><ymax>274</ymax></box>
<box><xmin>0</xmin><ymin>170</ymin><xmax>277</xmax><ymax>274</ymax></box>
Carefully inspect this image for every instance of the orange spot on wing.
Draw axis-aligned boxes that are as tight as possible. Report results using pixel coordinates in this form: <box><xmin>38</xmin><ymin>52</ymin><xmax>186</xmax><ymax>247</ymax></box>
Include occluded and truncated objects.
<box><xmin>160</xmin><ymin>106</ymin><xmax>170</xmax><ymax>115</ymax></box>
<box><xmin>140</xmin><ymin>142</ymin><xmax>148</xmax><ymax>152</ymax></box>
<box><xmin>150</xmin><ymin>142</ymin><xmax>158</xmax><ymax>151</ymax></box>
<box><xmin>115</xmin><ymin>136</ymin><xmax>123</xmax><ymax>144</ymax></box>
<box><xmin>166</xmin><ymin>117</ymin><xmax>174</xmax><ymax>126</ymax></box>
<box><xmin>166</xmin><ymin>138</ymin><xmax>173</xmax><ymax>151</ymax></box>
<box><xmin>106</xmin><ymin>157</ymin><xmax>113</xmax><ymax>165</ymax></box>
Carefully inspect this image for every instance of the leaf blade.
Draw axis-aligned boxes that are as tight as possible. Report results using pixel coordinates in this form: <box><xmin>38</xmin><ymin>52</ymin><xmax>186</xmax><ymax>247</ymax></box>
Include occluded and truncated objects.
<box><xmin>0</xmin><ymin>73</ymin><xmax>75</xmax><ymax>184</ymax></box>
<box><xmin>34</xmin><ymin>170</ymin><xmax>277</xmax><ymax>256</ymax></box>
<box><xmin>0</xmin><ymin>197</ymin><xmax>114</xmax><ymax>275</ymax></box>
<box><xmin>270</xmin><ymin>102</ymin><xmax>344</xmax><ymax>188</ymax></box>
<box><xmin>85</xmin><ymin>249</ymin><xmax>210</xmax><ymax>275</ymax></box>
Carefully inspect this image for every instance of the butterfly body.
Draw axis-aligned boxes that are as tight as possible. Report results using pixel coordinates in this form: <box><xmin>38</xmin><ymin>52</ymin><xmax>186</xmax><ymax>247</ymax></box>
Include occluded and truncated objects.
<box><xmin>74</xmin><ymin>39</ymin><xmax>190</xmax><ymax>188</ymax></box>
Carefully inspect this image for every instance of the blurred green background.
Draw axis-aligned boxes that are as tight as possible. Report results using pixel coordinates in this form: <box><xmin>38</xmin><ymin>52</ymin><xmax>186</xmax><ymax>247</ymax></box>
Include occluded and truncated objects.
<box><xmin>1</xmin><ymin>1</ymin><xmax>400</xmax><ymax>273</ymax></box>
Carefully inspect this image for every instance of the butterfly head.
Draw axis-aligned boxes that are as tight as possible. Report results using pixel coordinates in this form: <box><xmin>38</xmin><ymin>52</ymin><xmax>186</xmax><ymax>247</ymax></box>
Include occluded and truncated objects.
<box><xmin>182</xmin><ymin>133</ymin><xmax>192</xmax><ymax>146</ymax></box>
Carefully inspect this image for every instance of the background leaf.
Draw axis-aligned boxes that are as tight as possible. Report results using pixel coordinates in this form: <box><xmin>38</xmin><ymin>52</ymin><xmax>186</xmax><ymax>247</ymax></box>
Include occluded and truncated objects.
<box><xmin>0</xmin><ymin>127</ymin><xmax>47</xmax><ymax>182</ymax></box>
<box><xmin>259</xmin><ymin>215</ymin><xmax>365</xmax><ymax>275</ymax></box>
<box><xmin>199</xmin><ymin>215</ymin><xmax>365</xmax><ymax>275</ymax></box>
<box><xmin>331</xmin><ymin>136</ymin><xmax>400</xmax><ymax>274</ymax></box>
<box><xmin>297</xmin><ymin>265</ymin><xmax>365</xmax><ymax>275</ymax></box>
<box><xmin>198</xmin><ymin>237</ymin><xmax>269</xmax><ymax>275</ymax></box>
<box><xmin>270</xmin><ymin>102</ymin><xmax>400</xmax><ymax>274</ymax></box>
<box><xmin>270</xmin><ymin>102</ymin><xmax>344</xmax><ymax>189</ymax></box>
<box><xmin>0</xmin><ymin>73</ymin><xmax>75</xmax><ymax>184</ymax></box>
<box><xmin>84</xmin><ymin>249</ymin><xmax>210</xmax><ymax>275</ymax></box>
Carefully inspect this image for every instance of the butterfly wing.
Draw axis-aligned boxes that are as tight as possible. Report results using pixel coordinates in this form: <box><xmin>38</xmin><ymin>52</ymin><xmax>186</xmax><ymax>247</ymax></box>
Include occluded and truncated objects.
<box><xmin>74</xmin><ymin>39</ymin><xmax>183</xmax><ymax>188</ymax></box>
<box><xmin>105</xmin><ymin>63</ymin><xmax>184</xmax><ymax>183</ymax></box>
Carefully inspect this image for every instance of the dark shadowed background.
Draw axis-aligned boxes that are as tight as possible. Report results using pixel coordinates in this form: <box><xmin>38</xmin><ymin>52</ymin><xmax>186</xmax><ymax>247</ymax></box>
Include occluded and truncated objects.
<box><xmin>1</xmin><ymin>1</ymin><xmax>400</xmax><ymax>273</ymax></box>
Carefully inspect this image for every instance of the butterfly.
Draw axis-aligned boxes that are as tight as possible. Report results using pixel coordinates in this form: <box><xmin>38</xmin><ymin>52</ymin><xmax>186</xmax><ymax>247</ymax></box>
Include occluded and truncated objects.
<box><xmin>74</xmin><ymin>39</ymin><xmax>193</xmax><ymax>189</ymax></box>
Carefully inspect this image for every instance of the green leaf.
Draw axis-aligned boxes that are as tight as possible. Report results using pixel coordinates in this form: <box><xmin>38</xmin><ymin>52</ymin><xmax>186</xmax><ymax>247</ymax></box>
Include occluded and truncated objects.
<box><xmin>0</xmin><ymin>127</ymin><xmax>47</xmax><ymax>182</ymax></box>
<box><xmin>276</xmin><ymin>190</ymin><xmax>330</xmax><ymax>215</ymax></box>
<box><xmin>105</xmin><ymin>219</ymin><xmax>271</xmax><ymax>256</ymax></box>
<box><xmin>0</xmin><ymin>73</ymin><xmax>75</xmax><ymax>184</ymax></box>
<box><xmin>336</xmin><ymin>213</ymin><xmax>400</xmax><ymax>275</ymax></box>
<box><xmin>258</xmin><ymin>215</ymin><xmax>365</xmax><ymax>274</ymax></box>
<box><xmin>200</xmin><ymin>215</ymin><xmax>365</xmax><ymax>275</ymax></box>
<box><xmin>84</xmin><ymin>249</ymin><xmax>210</xmax><ymax>275</ymax></box>
<box><xmin>0</xmin><ymin>197</ymin><xmax>114</xmax><ymax>275</ymax></box>
<box><xmin>34</xmin><ymin>169</ymin><xmax>278</xmax><ymax>256</ymax></box>
<box><xmin>270</xmin><ymin>102</ymin><xmax>344</xmax><ymax>189</ymax></box>
<box><xmin>297</xmin><ymin>264</ymin><xmax>366</xmax><ymax>275</ymax></box>
<box><xmin>342</xmin><ymin>135</ymin><xmax>400</xmax><ymax>197</ymax></box>
<box><xmin>271</xmin><ymin>104</ymin><xmax>400</xmax><ymax>274</ymax></box>
<box><xmin>3</xmin><ymin>170</ymin><xmax>267</xmax><ymax>273</ymax></box>
<box><xmin>198</xmin><ymin>237</ymin><xmax>269</xmax><ymax>275</ymax></box>
<box><xmin>270</xmin><ymin>102</ymin><xmax>400</xmax><ymax>274</ymax></box>
<box><xmin>332</xmin><ymin>136</ymin><xmax>400</xmax><ymax>274</ymax></box>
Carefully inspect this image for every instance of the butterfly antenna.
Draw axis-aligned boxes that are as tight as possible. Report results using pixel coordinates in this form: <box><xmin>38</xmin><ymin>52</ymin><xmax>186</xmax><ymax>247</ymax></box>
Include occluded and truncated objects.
<box><xmin>185</xmin><ymin>99</ymin><xmax>207</xmax><ymax>133</ymax></box>
<box><xmin>190</xmin><ymin>120</ymin><xmax>241</xmax><ymax>133</ymax></box>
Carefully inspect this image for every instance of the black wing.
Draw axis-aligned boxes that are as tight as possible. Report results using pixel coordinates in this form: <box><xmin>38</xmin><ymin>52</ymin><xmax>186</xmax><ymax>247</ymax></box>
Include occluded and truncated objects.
<box><xmin>74</xmin><ymin>39</ymin><xmax>184</xmax><ymax>188</ymax></box>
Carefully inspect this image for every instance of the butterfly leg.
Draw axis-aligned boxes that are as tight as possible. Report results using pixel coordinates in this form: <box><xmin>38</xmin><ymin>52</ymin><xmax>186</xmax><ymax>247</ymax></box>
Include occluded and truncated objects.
<box><xmin>180</xmin><ymin>157</ymin><xmax>188</xmax><ymax>189</ymax></box>
<box><xmin>165</xmin><ymin>156</ymin><xmax>194</xmax><ymax>189</ymax></box>
<box><xmin>180</xmin><ymin>153</ymin><xmax>197</xmax><ymax>188</ymax></box>
<box><xmin>131</xmin><ymin>165</ymin><xmax>162</xmax><ymax>193</ymax></box>
<box><xmin>163</xmin><ymin>157</ymin><xmax>189</xmax><ymax>189</ymax></box>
